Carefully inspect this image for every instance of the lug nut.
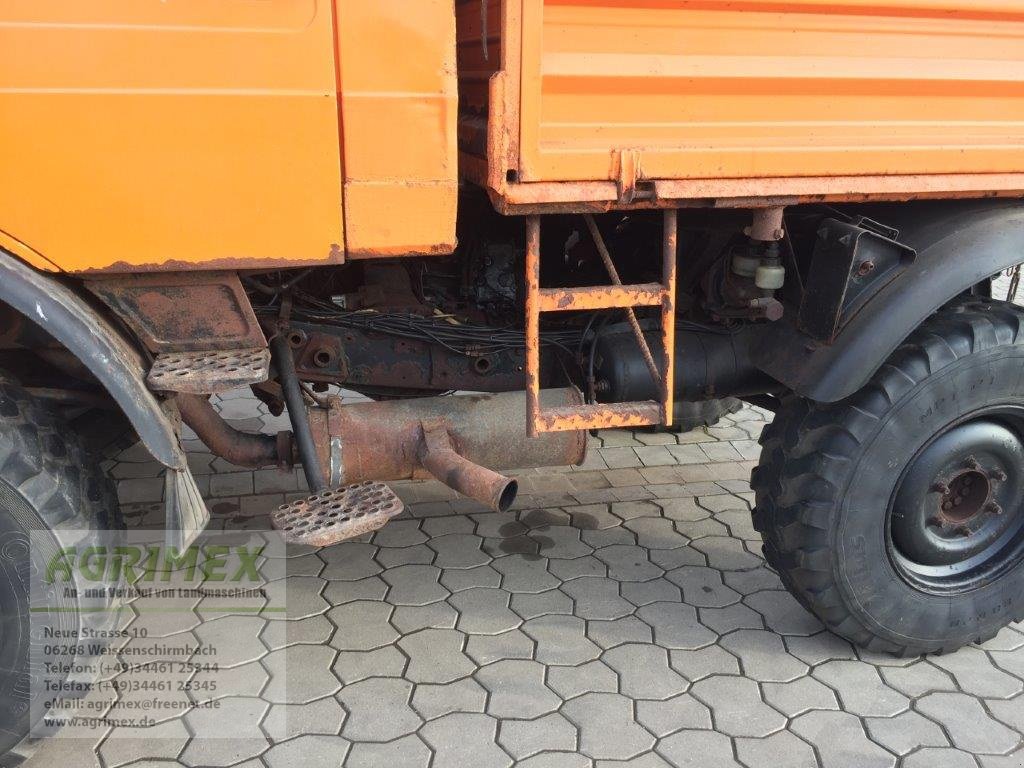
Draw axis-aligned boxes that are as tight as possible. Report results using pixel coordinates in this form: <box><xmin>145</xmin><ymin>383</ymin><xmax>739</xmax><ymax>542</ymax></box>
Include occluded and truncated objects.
<box><xmin>987</xmin><ymin>502</ymin><xmax>1004</xmax><ymax>515</ymax></box>
<box><xmin>993</xmin><ymin>469</ymin><xmax>1008</xmax><ymax>482</ymax></box>
<box><xmin>927</xmin><ymin>516</ymin><xmax>944</xmax><ymax>528</ymax></box>
<box><xmin>957</xmin><ymin>526</ymin><xmax>973</xmax><ymax>538</ymax></box>
<box><xmin>966</xmin><ymin>457</ymin><xmax>981</xmax><ymax>470</ymax></box>
<box><xmin>931</xmin><ymin>482</ymin><xmax>950</xmax><ymax>495</ymax></box>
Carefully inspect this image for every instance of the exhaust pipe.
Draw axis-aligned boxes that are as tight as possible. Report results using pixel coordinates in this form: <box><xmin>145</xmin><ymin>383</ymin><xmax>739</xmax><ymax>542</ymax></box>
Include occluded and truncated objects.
<box><xmin>307</xmin><ymin>388</ymin><xmax>586</xmax><ymax>511</ymax></box>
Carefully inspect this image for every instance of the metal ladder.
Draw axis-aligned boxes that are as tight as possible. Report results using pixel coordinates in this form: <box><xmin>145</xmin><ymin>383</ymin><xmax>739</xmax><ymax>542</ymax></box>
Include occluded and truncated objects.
<box><xmin>524</xmin><ymin>210</ymin><xmax>678</xmax><ymax>436</ymax></box>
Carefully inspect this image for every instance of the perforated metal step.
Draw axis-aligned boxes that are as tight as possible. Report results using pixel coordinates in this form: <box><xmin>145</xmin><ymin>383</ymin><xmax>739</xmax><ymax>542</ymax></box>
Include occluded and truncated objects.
<box><xmin>147</xmin><ymin>348</ymin><xmax>270</xmax><ymax>394</ymax></box>
<box><xmin>270</xmin><ymin>482</ymin><xmax>404</xmax><ymax>546</ymax></box>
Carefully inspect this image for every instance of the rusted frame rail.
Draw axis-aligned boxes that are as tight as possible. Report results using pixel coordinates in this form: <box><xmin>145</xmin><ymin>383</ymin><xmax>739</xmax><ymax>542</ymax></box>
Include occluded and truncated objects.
<box><xmin>525</xmin><ymin>210</ymin><xmax>678</xmax><ymax>436</ymax></box>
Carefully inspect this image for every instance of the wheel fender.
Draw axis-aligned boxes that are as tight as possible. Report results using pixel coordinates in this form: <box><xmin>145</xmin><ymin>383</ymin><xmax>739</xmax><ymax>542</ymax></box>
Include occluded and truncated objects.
<box><xmin>755</xmin><ymin>201</ymin><xmax>1024</xmax><ymax>403</ymax></box>
<box><xmin>0</xmin><ymin>249</ymin><xmax>184</xmax><ymax>469</ymax></box>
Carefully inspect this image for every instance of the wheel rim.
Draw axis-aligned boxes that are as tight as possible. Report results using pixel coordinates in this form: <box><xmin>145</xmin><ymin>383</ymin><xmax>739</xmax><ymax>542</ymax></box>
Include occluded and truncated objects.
<box><xmin>888</xmin><ymin>409</ymin><xmax>1024</xmax><ymax>593</ymax></box>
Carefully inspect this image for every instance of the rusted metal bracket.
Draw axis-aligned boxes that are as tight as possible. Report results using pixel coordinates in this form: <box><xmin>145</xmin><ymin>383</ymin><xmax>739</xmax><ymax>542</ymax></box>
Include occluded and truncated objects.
<box><xmin>525</xmin><ymin>210</ymin><xmax>678</xmax><ymax>435</ymax></box>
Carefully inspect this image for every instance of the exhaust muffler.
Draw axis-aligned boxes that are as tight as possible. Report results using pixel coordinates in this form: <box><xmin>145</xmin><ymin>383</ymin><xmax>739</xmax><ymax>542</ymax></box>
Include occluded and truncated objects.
<box><xmin>307</xmin><ymin>388</ymin><xmax>587</xmax><ymax>511</ymax></box>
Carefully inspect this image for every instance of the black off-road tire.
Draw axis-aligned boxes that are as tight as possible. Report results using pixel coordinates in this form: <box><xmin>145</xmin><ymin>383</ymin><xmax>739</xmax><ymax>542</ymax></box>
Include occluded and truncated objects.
<box><xmin>752</xmin><ymin>298</ymin><xmax>1024</xmax><ymax>655</ymax></box>
<box><xmin>0</xmin><ymin>376</ymin><xmax>122</xmax><ymax>765</ymax></box>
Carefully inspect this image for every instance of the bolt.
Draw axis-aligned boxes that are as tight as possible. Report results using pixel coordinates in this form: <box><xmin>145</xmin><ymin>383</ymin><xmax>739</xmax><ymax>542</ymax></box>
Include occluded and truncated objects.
<box><xmin>856</xmin><ymin>261</ymin><xmax>876</xmax><ymax>277</ymax></box>
<box><xmin>927</xmin><ymin>516</ymin><xmax>945</xmax><ymax>529</ymax></box>
<box><xmin>965</xmin><ymin>457</ymin><xmax>981</xmax><ymax>471</ymax></box>
<box><xmin>931</xmin><ymin>482</ymin><xmax>950</xmax><ymax>495</ymax></box>
<box><xmin>993</xmin><ymin>469</ymin><xmax>1008</xmax><ymax>482</ymax></box>
<box><xmin>957</xmin><ymin>526</ymin><xmax>973</xmax><ymax>538</ymax></box>
<box><xmin>942</xmin><ymin>501</ymin><xmax>953</xmax><ymax>511</ymax></box>
<box><xmin>954</xmin><ymin>497</ymin><xmax>963</xmax><ymax>507</ymax></box>
<box><xmin>987</xmin><ymin>502</ymin><xmax>1004</xmax><ymax>515</ymax></box>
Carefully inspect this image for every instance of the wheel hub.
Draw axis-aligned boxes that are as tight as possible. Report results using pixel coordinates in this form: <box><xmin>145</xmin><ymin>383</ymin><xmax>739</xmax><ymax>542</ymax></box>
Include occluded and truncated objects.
<box><xmin>890</xmin><ymin>418</ymin><xmax>1024</xmax><ymax>580</ymax></box>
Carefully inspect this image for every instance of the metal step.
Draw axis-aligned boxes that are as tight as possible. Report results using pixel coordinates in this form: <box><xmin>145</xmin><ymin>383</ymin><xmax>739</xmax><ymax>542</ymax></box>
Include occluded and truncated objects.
<box><xmin>147</xmin><ymin>347</ymin><xmax>270</xmax><ymax>394</ymax></box>
<box><xmin>270</xmin><ymin>482</ymin><xmax>404</xmax><ymax>546</ymax></box>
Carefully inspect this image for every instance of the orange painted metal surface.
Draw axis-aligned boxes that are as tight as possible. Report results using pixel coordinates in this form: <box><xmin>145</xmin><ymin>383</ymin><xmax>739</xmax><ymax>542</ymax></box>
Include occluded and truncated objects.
<box><xmin>459</xmin><ymin>0</ymin><xmax>1024</xmax><ymax>211</ymax></box>
<box><xmin>0</xmin><ymin>1</ymin><xmax>459</xmax><ymax>273</ymax></box>
<box><xmin>0</xmin><ymin>1</ymin><xmax>344</xmax><ymax>273</ymax></box>
<box><xmin>335</xmin><ymin>0</ymin><xmax>459</xmax><ymax>260</ymax></box>
<box><xmin>525</xmin><ymin>210</ymin><xmax>677</xmax><ymax>435</ymax></box>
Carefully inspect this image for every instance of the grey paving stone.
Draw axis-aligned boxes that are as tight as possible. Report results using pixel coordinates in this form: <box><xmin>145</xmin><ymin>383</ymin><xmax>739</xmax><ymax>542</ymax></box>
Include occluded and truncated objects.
<box><xmin>326</xmin><ymin>600</ymin><xmax>397</xmax><ymax>651</ymax></box>
<box><xmin>450</xmin><ymin>587</ymin><xmax>521</xmax><ymax>635</ymax></box>
<box><xmin>878</xmin><ymin>659</ymin><xmax>957</xmax><ymax>698</ymax></box>
<box><xmin>546</xmin><ymin>659</ymin><xmax>620</xmax><ymax>700</ymax></box>
<box><xmin>666</xmin><ymin>566</ymin><xmax>741</xmax><ymax>608</ymax></box>
<box><xmin>791</xmin><ymin>710</ymin><xmax>895</xmax><ymax>768</ymax></box>
<box><xmin>390</xmin><ymin>600</ymin><xmax>459</xmax><ymax>633</ymax></box>
<box><xmin>557</xmin><ymin>577</ymin><xmax>634</xmax><ymax>626</ymax></box>
<box><xmin>808</xmin><ymin>659</ymin><xmax>908</xmax><ymax>717</ymax></box>
<box><xmin>624</xmin><ymin>516</ymin><xmax>687</xmax><ymax>550</ymax></box>
<box><xmin>603</xmin><ymin>643</ymin><xmax>688</xmax><ymax>700</ymax></box>
<box><xmin>262</xmin><ymin>734</ymin><xmax>350</xmax><ymax>768</ymax></box>
<box><xmin>510</xmin><ymin>588</ymin><xmax>574</xmax><ymax>619</ymax></box>
<box><xmin>689</xmin><ymin>536</ymin><xmax>761</xmax><ymax>571</ymax></box>
<box><xmin>719</xmin><ymin>629</ymin><xmax>808</xmax><ymax>682</ymax></box>
<box><xmin>636</xmin><ymin>602</ymin><xmax>718</xmax><ymax>650</ymax></box>
<box><xmin>635</xmin><ymin>694</ymin><xmax>712</xmax><ymax>737</ymax></box>
<box><xmin>345</xmin><ymin>735</ymin><xmax>431</xmax><ymax>768</ymax></box>
<box><xmin>192</xmin><ymin>615</ymin><xmax>268</xmax><ymax>667</ymax></box>
<box><xmin>181</xmin><ymin>697</ymin><xmax>269</xmax><ymax>767</ymax></box>
<box><xmin>497</xmin><ymin>712</ymin><xmax>578</xmax><ymax>759</ymax></box>
<box><xmin>440</xmin><ymin>563</ymin><xmax>503</xmax><ymax>592</ymax></box>
<box><xmin>761</xmin><ymin>676</ymin><xmax>839</xmax><ymax>717</ymax></box>
<box><xmin>735</xmin><ymin>731</ymin><xmax>818</xmax><ymax>768</ymax></box>
<box><xmin>262</xmin><ymin>644</ymin><xmax>340</xmax><ymax>703</ymax></box>
<box><xmin>375</xmin><ymin>542</ymin><xmax>435</xmax><ymax>568</ymax></box>
<box><xmin>903</xmin><ymin>748</ymin><xmax>980</xmax><ymax>768</ymax></box>
<box><xmin>371</xmin><ymin>518</ymin><xmax>427</xmax><ymax>548</ymax></box>
<box><xmin>697</xmin><ymin>603</ymin><xmax>764</xmax><ymax>635</ymax></box>
<box><xmin>690</xmin><ymin>675</ymin><xmax>785</xmax><ymax>738</ymax></box>
<box><xmin>332</xmin><ymin>645</ymin><xmax>407</xmax><ymax>684</ymax></box>
<box><xmin>987</xmin><ymin>695</ymin><xmax>1024</xmax><ymax>733</ymax></box>
<box><xmin>430</xmin><ymin>533</ymin><xmax>491</xmax><ymax>568</ymax></box>
<box><xmin>337</xmin><ymin>677</ymin><xmax>423</xmax><ymax>742</ymax></box>
<box><xmin>520</xmin><ymin>754</ymin><xmax>592</xmax><ymax>768</ymax></box>
<box><xmin>593</xmin><ymin>545</ymin><xmax>663</xmax><ymax>581</ymax></box>
<box><xmin>98</xmin><ymin>719</ymin><xmax>190</xmax><ymax>767</ymax></box>
<box><xmin>493</xmin><ymin>554</ymin><xmax>562</xmax><ymax>593</ymax></box>
<box><xmin>563</xmin><ymin>693</ymin><xmax>656</xmax><ymax>760</ymax></box>
<box><xmin>620</xmin><ymin>578</ymin><xmax>682</xmax><ymax>607</ymax></box>
<box><xmin>420</xmin><ymin>713</ymin><xmax>512</xmax><ymax>768</ymax></box>
<box><xmin>864</xmin><ymin>710</ymin><xmax>949</xmax><ymax>756</ymax></box>
<box><xmin>319</xmin><ymin>542</ymin><xmax>381</xmax><ymax>581</ymax></box>
<box><xmin>382</xmin><ymin>564</ymin><xmax>450</xmax><ymax>605</ymax></box>
<box><xmin>398</xmin><ymin>628</ymin><xmax>475</xmax><ymax>683</ymax></box>
<box><xmin>412</xmin><ymin>677</ymin><xmax>488</xmax><ymax>720</ymax></box>
<box><xmin>783</xmin><ymin>632</ymin><xmax>858</xmax><ymax>666</ymax></box>
<box><xmin>477</xmin><ymin>659</ymin><xmax>561</xmax><ymax>718</ymax></box>
<box><xmin>669</xmin><ymin>645</ymin><xmax>741</xmax><ymax>681</ymax></box>
<box><xmin>916</xmin><ymin>692</ymin><xmax>1021</xmax><ymax>755</ymax></box>
<box><xmin>262</xmin><ymin>697</ymin><xmax>347</xmax><ymax>740</ymax></box>
<box><xmin>929</xmin><ymin>647</ymin><xmax>1024</xmax><ymax>699</ymax></box>
<box><xmin>587</xmin><ymin>616</ymin><xmax>654</xmax><ymax>649</ymax></box>
<box><xmin>523</xmin><ymin>614</ymin><xmax>602</xmax><ymax>665</ymax></box>
<box><xmin>656</xmin><ymin>730</ymin><xmax>741</xmax><ymax>768</ymax></box>
<box><xmin>465</xmin><ymin>627</ymin><xmax>535</xmax><ymax>664</ymax></box>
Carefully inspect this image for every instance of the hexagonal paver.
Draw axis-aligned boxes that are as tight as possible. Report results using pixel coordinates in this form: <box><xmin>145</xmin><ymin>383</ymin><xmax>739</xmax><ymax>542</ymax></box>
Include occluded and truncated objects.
<box><xmin>790</xmin><ymin>711</ymin><xmax>895</xmax><ymax>768</ymax></box>
<box><xmin>735</xmin><ymin>731</ymin><xmax>818</xmax><ymax>768</ymax></box>
<box><xmin>181</xmin><ymin>697</ymin><xmax>269</xmax><ymax>767</ymax></box>
<box><xmin>450</xmin><ymin>587</ymin><xmax>521</xmax><ymax>635</ymax></box>
<box><xmin>326</xmin><ymin>600</ymin><xmax>397</xmax><ymax>651</ymax></box>
<box><xmin>546</xmin><ymin>659</ymin><xmax>619</xmax><ymax>700</ymax></box>
<box><xmin>690</xmin><ymin>676</ymin><xmax>785</xmax><ymax>738</ymax></box>
<box><xmin>346</xmin><ymin>735</ymin><xmax>431</xmax><ymax>768</ymax></box>
<box><xmin>382</xmin><ymin>564</ymin><xmax>450</xmax><ymax>605</ymax></box>
<box><xmin>420</xmin><ymin>713</ymin><xmax>512</xmax><ymax>768</ymax></box>
<box><xmin>864</xmin><ymin>711</ymin><xmax>948</xmax><ymax>756</ymax></box>
<box><xmin>666</xmin><ymin>566</ymin><xmax>741</xmax><ymax>608</ymax></box>
<box><xmin>262</xmin><ymin>734</ymin><xmax>350</xmax><ymax>768</ymax></box>
<box><xmin>337</xmin><ymin>678</ymin><xmax>423</xmax><ymax>742</ymax></box>
<box><xmin>916</xmin><ymin>692</ymin><xmax>1021</xmax><ymax>754</ymax></box>
<box><xmin>412</xmin><ymin>677</ymin><xmax>488</xmax><ymax>720</ymax></box>
<box><xmin>560</xmin><ymin>577</ymin><xmax>635</xmax><ymax>620</ymax></box>
<box><xmin>562</xmin><ymin>692</ymin><xmax>656</xmax><ymax>760</ymax></box>
<box><xmin>398</xmin><ymin>628</ymin><xmax>475</xmax><ymax>683</ymax></box>
<box><xmin>636</xmin><ymin>602</ymin><xmax>717</xmax><ymax>650</ymax></box>
<box><xmin>497</xmin><ymin>712</ymin><xmax>577</xmax><ymax>759</ymax></box>
<box><xmin>636</xmin><ymin>694</ymin><xmax>712</xmax><ymax>737</ymax></box>
<box><xmin>262</xmin><ymin>644</ymin><xmax>340</xmax><ymax>703</ymax></box>
<box><xmin>657</xmin><ymin>730</ymin><xmax>740</xmax><ymax>768</ymax></box>
<box><xmin>523</xmin><ymin>615</ymin><xmax>601</xmax><ymax>665</ymax></box>
<box><xmin>719</xmin><ymin>629</ymin><xmax>808</xmax><ymax>682</ymax></box>
<box><xmin>812</xmin><ymin>660</ymin><xmax>910</xmax><ymax>717</ymax></box>
<box><xmin>603</xmin><ymin>643</ymin><xmax>688</xmax><ymax>700</ymax></box>
<box><xmin>192</xmin><ymin>615</ymin><xmax>267</xmax><ymax>667</ymax></box>
<box><xmin>476</xmin><ymin>659</ymin><xmax>561</xmax><ymax>718</ymax></box>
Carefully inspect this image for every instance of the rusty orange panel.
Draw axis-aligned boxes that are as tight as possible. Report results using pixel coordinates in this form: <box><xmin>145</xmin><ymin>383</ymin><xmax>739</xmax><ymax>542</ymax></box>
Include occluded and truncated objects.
<box><xmin>469</xmin><ymin>0</ymin><xmax>1024</xmax><ymax>207</ymax></box>
<box><xmin>0</xmin><ymin>1</ymin><xmax>344</xmax><ymax>272</ymax></box>
<box><xmin>537</xmin><ymin>402</ymin><xmax>663</xmax><ymax>433</ymax></box>
<box><xmin>336</xmin><ymin>0</ymin><xmax>459</xmax><ymax>259</ymax></box>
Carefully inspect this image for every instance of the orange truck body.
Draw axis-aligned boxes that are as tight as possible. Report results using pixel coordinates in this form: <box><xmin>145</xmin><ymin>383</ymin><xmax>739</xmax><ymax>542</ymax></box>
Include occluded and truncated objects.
<box><xmin>3</xmin><ymin>0</ymin><xmax>1024</xmax><ymax>271</ymax></box>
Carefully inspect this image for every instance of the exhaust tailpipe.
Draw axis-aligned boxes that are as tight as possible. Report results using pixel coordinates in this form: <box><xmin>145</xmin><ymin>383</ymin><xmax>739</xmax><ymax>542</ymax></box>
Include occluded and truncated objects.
<box><xmin>307</xmin><ymin>388</ymin><xmax>586</xmax><ymax>511</ymax></box>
